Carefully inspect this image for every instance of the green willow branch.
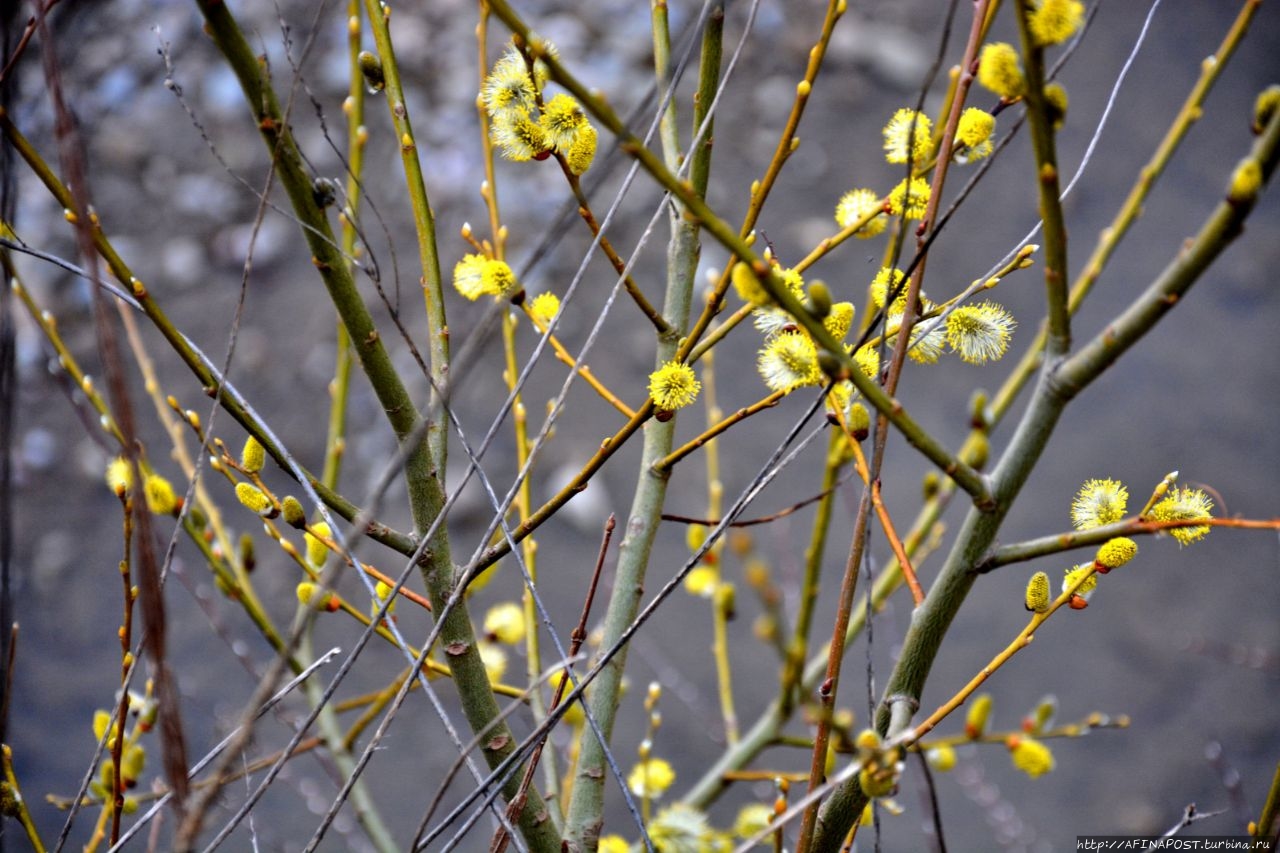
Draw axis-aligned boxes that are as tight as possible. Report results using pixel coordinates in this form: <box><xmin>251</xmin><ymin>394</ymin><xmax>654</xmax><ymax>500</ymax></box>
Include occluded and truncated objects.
<box><xmin>680</xmin><ymin>486</ymin><xmax>949</xmax><ymax>810</ymax></box>
<box><xmin>321</xmin><ymin>0</ymin><xmax>367</xmax><ymax>492</ymax></box>
<box><xmin>1061</xmin><ymin>0</ymin><xmax>1260</xmax><ymax>340</ymax></box>
<box><xmin>652</xmin><ymin>390</ymin><xmax>784</xmax><ymax>472</ymax></box>
<box><xmin>778</xmin><ymin>430</ymin><xmax>847</xmax><ymax>718</ymax></box>
<box><xmin>1013</xmin><ymin>1</ymin><xmax>1071</xmax><ymax>356</ymax></box>
<box><xmin>192</xmin><ymin>3</ymin><xmax>560</xmax><ymax>850</ymax></box>
<box><xmin>361</xmin><ymin>0</ymin><xmax>450</xmax><ymax>473</ymax></box>
<box><xmin>1</xmin><ymin>745</ymin><xmax>46</xmax><ymax>853</ymax></box>
<box><xmin>1254</xmin><ymin>758</ymin><xmax>1280</xmax><ymax>843</ymax></box>
<box><xmin>798</xmin><ymin>1</ymin><xmax>991</xmax><ymax>844</ymax></box>
<box><xmin>562</xmin><ymin>5</ymin><xmax>724</xmax><ymax>848</ymax></box>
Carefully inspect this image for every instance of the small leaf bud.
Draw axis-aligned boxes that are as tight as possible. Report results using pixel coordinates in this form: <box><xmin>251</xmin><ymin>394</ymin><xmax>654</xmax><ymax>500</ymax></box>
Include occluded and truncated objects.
<box><xmin>806</xmin><ymin>281</ymin><xmax>832</xmax><ymax>319</ymax></box>
<box><xmin>239</xmin><ymin>532</ymin><xmax>256</xmax><ymax>572</ymax></box>
<box><xmin>93</xmin><ymin>709</ymin><xmax>112</xmax><ymax>742</ymax></box>
<box><xmin>926</xmin><ymin>745</ymin><xmax>956</xmax><ymax>772</ymax></box>
<box><xmin>1028</xmin><ymin>694</ymin><xmax>1057</xmax><ymax>734</ymax></box>
<box><xmin>858</xmin><ymin>763</ymin><xmax>898</xmax><ymax>799</ymax></box>
<box><xmin>714</xmin><ymin>581</ymin><xmax>736</xmax><ymax>620</ymax></box>
<box><xmin>1252</xmin><ymin>85</ymin><xmax>1280</xmax><ymax>134</ymax></box>
<box><xmin>311</xmin><ymin>177</ymin><xmax>338</xmax><ymax>209</ymax></box>
<box><xmin>1044</xmin><ymin>82</ymin><xmax>1068</xmax><ymax>129</ymax></box>
<box><xmin>121</xmin><ymin>744</ymin><xmax>146</xmax><ymax>786</ymax></box>
<box><xmin>373</xmin><ymin>580</ymin><xmax>397</xmax><ymax>617</ymax></box>
<box><xmin>1227</xmin><ymin>158</ymin><xmax>1262</xmax><ymax>205</ymax></box>
<box><xmin>922</xmin><ymin>470</ymin><xmax>940</xmax><ymax>500</ymax></box>
<box><xmin>686</xmin><ymin>524</ymin><xmax>708</xmax><ymax>554</ymax></box>
<box><xmin>106</xmin><ymin>457</ymin><xmax>134</xmax><ymax>498</ymax></box>
<box><xmin>296</xmin><ymin>582</ymin><xmax>337</xmax><ymax>611</ymax></box>
<box><xmin>281</xmin><ymin>496</ymin><xmax>307</xmax><ymax>529</ymax></box>
<box><xmin>484</xmin><ymin>602</ymin><xmax>526</xmax><ymax>645</ymax></box>
<box><xmin>969</xmin><ymin>389</ymin><xmax>989</xmax><ymax>429</ymax></box>
<box><xmin>961</xmin><ymin>432</ymin><xmax>989</xmax><ymax>470</ymax></box>
<box><xmin>731</xmin><ymin>261</ymin><xmax>769</xmax><ymax>306</ymax></box>
<box><xmin>358</xmin><ymin>50</ymin><xmax>385</xmax><ymax>93</ymax></box>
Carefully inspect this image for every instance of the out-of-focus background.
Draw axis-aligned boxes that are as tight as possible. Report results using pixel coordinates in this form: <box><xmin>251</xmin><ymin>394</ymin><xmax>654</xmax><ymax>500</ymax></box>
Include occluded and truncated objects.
<box><xmin>4</xmin><ymin>0</ymin><xmax>1277</xmax><ymax>850</ymax></box>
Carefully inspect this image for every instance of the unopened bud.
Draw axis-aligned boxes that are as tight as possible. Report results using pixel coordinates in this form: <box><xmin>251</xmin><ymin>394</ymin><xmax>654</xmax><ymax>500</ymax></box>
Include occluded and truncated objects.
<box><xmin>281</xmin><ymin>496</ymin><xmax>307</xmax><ymax>529</ymax></box>
<box><xmin>358</xmin><ymin>50</ymin><xmax>385</xmax><ymax>93</ymax></box>
<box><xmin>1024</xmin><ymin>571</ymin><xmax>1050</xmax><ymax>613</ymax></box>
<box><xmin>240</xmin><ymin>436</ymin><xmax>266</xmax><ymax>473</ymax></box>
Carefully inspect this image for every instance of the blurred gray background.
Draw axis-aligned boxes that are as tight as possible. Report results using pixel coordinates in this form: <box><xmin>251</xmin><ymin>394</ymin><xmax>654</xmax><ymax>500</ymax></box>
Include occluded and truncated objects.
<box><xmin>4</xmin><ymin>0</ymin><xmax>1278</xmax><ymax>850</ymax></box>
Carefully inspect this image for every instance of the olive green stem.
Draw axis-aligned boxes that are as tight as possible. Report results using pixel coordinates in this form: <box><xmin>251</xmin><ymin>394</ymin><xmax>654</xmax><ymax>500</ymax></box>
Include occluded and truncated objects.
<box><xmin>700</xmin><ymin>352</ymin><xmax>738</xmax><ymax>744</ymax></box>
<box><xmin>362</xmin><ymin>0</ymin><xmax>450</xmax><ymax>472</ymax></box>
<box><xmin>562</xmin><ymin>4</ymin><xmax>723</xmax><ymax>847</ymax></box>
<box><xmin>501</xmin><ymin>307</ymin><xmax>561</xmax><ymax>807</ymax></box>
<box><xmin>322</xmin><ymin>0</ymin><xmax>366</xmax><ymax>491</ymax></box>
<box><xmin>1254</xmin><ymin>758</ymin><xmax>1280</xmax><ymax>842</ymax></box>
<box><xmin>778</xmin><ymin>429</ymin><xmax>847</xmax><ymax>719</ymax></box>
<box><xmin>299</xmin><ymin>634</ymin><xmax>398</xmax><ymax>853</ymax></box>
<box><xmin>1064</xmin><ymin>1</ymin><xmax>1259</xmax><ymax>336</ymax></box>
<box><xmin>1055</xmin><ymin>106</ymin><xmax>1280</xmax><ymax>394</ymax></box>
<box><xmin>679</xmin><ymin>492</ymin><xmax>948</xmax><ymax>810</ymax></box>
<box><xmin>1013</xmin><ymin>2</ymin><xmax>1071</xmax><ymax>356</ymax></box>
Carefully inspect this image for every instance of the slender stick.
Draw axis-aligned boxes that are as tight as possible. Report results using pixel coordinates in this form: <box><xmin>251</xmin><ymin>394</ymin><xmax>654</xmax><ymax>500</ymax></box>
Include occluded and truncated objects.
<box><xmin>909</xmin><ymin>566</ymin><xmax>1098</xmax><ymax>742</ymax></box>
<box><xmin>563</xmin><ymin>5</ymin><xmax>724</xmax><ymax>847</ymax></box>
<box><xmin>321</xmin><ymin>0</ymin><xmax>367</xmax><ymax>491</ymax></box>
<box><xmin>1013</xmin><ymin>0</ymin><xmax>1070</xmax><ymax>356</ymax></box>
<box><xmin>979</xmin><ymin>515</ymin><xmax>1280</xmax><ymax>572</ymax></box>
<box><xmin>361</xmin><ymin>0</ymin><xmax>450</xmax><ymax>472</ymax></box>
<box><xmin>653</xmin><ymin>391</ymin><xmax>784</xmax><ymax>471</ymax></box>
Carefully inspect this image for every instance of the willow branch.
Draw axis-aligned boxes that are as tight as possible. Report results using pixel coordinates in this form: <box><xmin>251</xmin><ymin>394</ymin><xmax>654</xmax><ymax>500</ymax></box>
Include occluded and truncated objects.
<box><xmin>978</xmin><ymin>515</ymin><xmax>1280</xmax><ymax>572</ymax></box>
<box><xmin>1013</xmin><ymin>1</ymin><xmax>1070</xmax><ymax>355</ymax></box>
<box><xmin>362</xmin><ymin>0</ymin><xmax>450</xmax><ymax>471</ymax></box>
